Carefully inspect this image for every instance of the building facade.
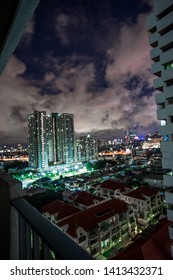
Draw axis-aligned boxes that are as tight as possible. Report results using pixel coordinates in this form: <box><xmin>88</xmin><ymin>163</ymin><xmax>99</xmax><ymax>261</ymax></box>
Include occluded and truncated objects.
<box><xmin>95</xmin><ymin>180</ymin><xmax>132</xmax><ymax>200</ymax></box>
<box><xmin>28</xmin><ymin>111</ymin><xmax>75</xmax><ymax>169</ymax></box>
<box><xmin>122</xmin><ymin>186</ymin><xmax>163</xmax><ymax>226</ymax></box>
<box><xmin>75</xmin><ymin>135</ymin><xmax>98</xmax><ymax>162</ymax></box>
<box><xmin>144</xmin><ymin>174</ymin><xmax>164</xmax><ymax>189</ymax></box>
<box><xmin>56</xmin><ymin>199</ymin><xmax>137</xmax><ymax>258</ymax></box>
<box><xmin>147</xmin><ymin>0</ymin><xmax>173</xmax><ymax>257</ymax></box>
<box><xmin>52</xmin><ymin>113</ymin><xmax>75</xmax><ymax>164</ymax></box>
<box><xmin>61</xmin><ymin>113</ymin><xmax>75</xmax><ymax>163</ymax></box>
<box><xmin>28</xmin><ymin>111</ymin><xmax>48</xmax><ymax>169</ymax></box>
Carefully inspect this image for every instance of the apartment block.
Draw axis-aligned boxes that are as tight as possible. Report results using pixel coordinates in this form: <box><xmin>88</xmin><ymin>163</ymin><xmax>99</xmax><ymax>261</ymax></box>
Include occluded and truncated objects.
<box><xmin>147</xmin><ymin>0</ymin><xmax>173</xmax><ymax>257</ymax></box>
<box><xmin>56</xmin><ymin>199</ymin><xmax>137</xmax><ymax>258</ymax></box>
<box><xmin>28</xmin><ymin>111</ymin><xmax>75</xmax><ymax>169</ymax></box>
<box><xmin>122</xmin><ymin>186</ymin><xmax>163</xmax><ymax>226</ymax></box>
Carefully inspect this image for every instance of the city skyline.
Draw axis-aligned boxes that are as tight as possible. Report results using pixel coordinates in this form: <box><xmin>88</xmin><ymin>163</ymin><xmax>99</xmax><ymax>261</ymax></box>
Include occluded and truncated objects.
<box><xmin>0</xmin><ymin>0</ymin><xmax>158</xmax><ymax>146</ymax></box>
<box><xmin>1</xmin><ymin>0</ymin><xmax>173</xmax><ymax>262</ymax></box>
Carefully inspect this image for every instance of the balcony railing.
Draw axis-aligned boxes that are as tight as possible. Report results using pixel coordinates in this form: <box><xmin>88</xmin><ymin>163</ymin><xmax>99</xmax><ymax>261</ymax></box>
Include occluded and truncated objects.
<box><xmin>0</xmin><ymin>173</ymin><xmax>93</xmax><ymax>260</ymax></box>
<box><xmin>11</xmin><ymin>198</ymin><xmax>93</xmax><ymax>260</ymax></box>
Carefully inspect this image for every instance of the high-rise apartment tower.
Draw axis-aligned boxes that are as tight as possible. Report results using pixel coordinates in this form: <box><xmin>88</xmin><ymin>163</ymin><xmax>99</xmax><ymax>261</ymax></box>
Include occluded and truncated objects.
<box><xmin>75</xmin><ymin>135</ymin><xmax>98</xmax><ymax>162</ymax></box>
<box><xmin>147</xmin><ymin>0</ymin><xmax>173</xmax><ymax>258</ymax></box>
<box><xmin>28</xmin><ymin>111</ymin><xmax>48</xmax><ymax>169</ymax></box>
<box><xmin>28</xmin><ymin>111</ymin><xmax>75</xmax><ymax>169</ymax></box>
<box><xmin>51</xmin><ymin>113</ymin><xmax>75</xmax><ymax>164</ymax></box>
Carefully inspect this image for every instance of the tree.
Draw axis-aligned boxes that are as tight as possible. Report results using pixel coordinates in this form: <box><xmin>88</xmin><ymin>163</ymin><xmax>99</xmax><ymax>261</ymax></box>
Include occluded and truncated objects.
<box><xmin>86</xmin><ymin>162</ymin><xmax>94</xmax><ymax>171</ymax></box>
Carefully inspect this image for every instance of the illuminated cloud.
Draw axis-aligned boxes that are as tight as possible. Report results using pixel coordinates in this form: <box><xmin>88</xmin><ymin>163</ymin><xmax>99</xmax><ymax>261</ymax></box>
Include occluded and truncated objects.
<box><xmin>44</xmin><ymin>72</ymin><xmax>56</xmax><ymax>82</ymax></box>
<box><xmin>0</xmin><ymin>0</ymin><xmax>158</xmax><ymax>145</ymax></box>
<box><xmin>55</xmin><ymin>13</ymin><xmax>71</xmax><ymax>45</ymax></box>
<box><xmin>0</xmin><ymin>56</ymin><xmax>41</xmax><ymax>144</ymax></box>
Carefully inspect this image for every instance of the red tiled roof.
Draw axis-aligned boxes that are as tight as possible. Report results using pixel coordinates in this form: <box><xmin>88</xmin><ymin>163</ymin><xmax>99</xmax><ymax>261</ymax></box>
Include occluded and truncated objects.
<box><xmin>57</xmin><ymin>199</ymin><xmax>128</xmax><ymax>237</ymax></box>
<box><xmin>42</xmin><ymin>199</ymin><xmax>80</xmax><ymax>220</ymax></box>
<box><xmin>111</xmin><ymin>217</ymin><xmax>172</xmax><ymax>260</ymax></box>
<box><xmin>140</xmin><ymin>186</ymin><xmax>158</xmax><ymax>196</ymax></box>
<box><xmin>126</xmin><ymin>186</ymin><xmax>159</xmax><ymax>200</ymax></box>
<box><xmin>74</xmin><ymin>191</ymin><xmax>104</xmax><ymax>206</ymax></box>
<box><xmin>100</xmin><ymin>180</ymin><xmax>131</xmax><ymax>192</ymax></box>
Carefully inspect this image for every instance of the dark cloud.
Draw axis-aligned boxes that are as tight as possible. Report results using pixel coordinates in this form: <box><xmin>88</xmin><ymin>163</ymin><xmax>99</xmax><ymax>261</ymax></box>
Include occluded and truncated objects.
<box><xmin>0</xmin><ymin>0</ymin><xmax>158</xmax><ymax>145</ymax></box>
<box><xmin>10</xmin><ymin>106</ymin><xmax>26</xmax><ymax>123</ymax></box>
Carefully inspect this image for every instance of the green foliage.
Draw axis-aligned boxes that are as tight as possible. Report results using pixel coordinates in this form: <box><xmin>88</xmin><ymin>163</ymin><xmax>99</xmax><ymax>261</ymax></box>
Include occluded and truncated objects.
<box><xmin>25</xmin><ymin>190</ymin><xmax>63</xmax><ymax>211</ymax></box>
<box><xmin>86</xmin><ymin>162</ymin><xmax>94</xmax><ymax>171</ymax></box>
<box><xmin>86</xmin><ymin>160</ymin><xmax>117</xmax><ymax>171</ymax></box>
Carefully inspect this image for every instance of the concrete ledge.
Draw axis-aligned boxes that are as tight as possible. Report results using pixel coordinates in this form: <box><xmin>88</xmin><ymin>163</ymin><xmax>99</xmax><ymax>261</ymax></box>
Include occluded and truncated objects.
<box><xmin>0</xmin><ymin>172</ymin><xmax>22</xmax><ymax>259</ymax></box>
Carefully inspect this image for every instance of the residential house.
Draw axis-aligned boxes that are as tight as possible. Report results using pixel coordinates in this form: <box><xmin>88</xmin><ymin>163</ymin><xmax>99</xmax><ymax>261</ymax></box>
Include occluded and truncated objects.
<box><xmin>42</xmin><ymin>199</ymin><xmax>80</xmax><ymax>224</ymax></box>
<box><xmin>111</xmin><ymin>217</ymin><xmax>172</xmax><ymax>260</ymax></box>
<box><xmin>57</xmin><ymin>198</ymin><xmax>137</xmax><ymax>258</ymax></box>
<box><xmin>122</xmin><ymin>186</ymin><xmax>163</xmax><ymax>226</ymax></box>
<box><xmin>72</xmin><ymin>191</ymin><xmax>105</xmax><ymax>210</ymax></box>
<box><xmin>95</xmin><ymin>179</ymin><xmax>132</xmax><ymax>200</ymax></box>
<box><xmin>144</xmin><ymin>174</ymin><xmax>164</xmax><ymax>189</ymax></box>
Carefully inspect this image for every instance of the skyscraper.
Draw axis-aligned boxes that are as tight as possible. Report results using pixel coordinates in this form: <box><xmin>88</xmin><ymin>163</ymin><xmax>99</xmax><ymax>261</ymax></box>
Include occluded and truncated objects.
<box><xmin>61</xmin><ymin>113</ymin><xmax>75</xmax><ymax>163</ymax></box>
<box><xmin>28</xmin><ymin>111</ymin><xmax>48</xmax><ymax>169</ymax></box>
<box><xmin>147</xmin><ymin>0</ymin><xmax>173</xmax><ymax>258</ymax></box>
<box><xmin>75</xmin><ymin>135</ymin><xmax>98</xmax><ymax>162</ymax></box>
<box><xmin>52</xmin><ymin>113</ymin><xmax>75</xmax><ymax>164</ymax></box>
<box><xmin>28</xmin><ymin>111</ymin><xmax>75</xmax><ymax>169</ymax></box>
<box><xmin>46</xmin><ymin>114</ymin><xmax>55</xmax><ymax>164</ymax></box>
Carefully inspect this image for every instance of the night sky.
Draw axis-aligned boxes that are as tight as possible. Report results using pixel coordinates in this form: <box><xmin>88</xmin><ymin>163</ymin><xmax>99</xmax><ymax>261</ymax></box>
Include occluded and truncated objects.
<box><xmin>0</xmin><ymin>0</ymin><xmax>158</xmax><ymax>146</ymax></box>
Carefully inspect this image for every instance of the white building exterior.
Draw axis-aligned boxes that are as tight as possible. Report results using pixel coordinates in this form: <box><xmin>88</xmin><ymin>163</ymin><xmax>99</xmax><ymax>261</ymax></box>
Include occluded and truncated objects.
<box><xmin>28</xmin><ymin>111</ymin><xmax>48</xmax><ymax>169</ymax></box>
<box><xmin>95</xmin><ymin>180</ymin><xmax>131</xmax><ymax>200</ymax></box>
<box><xmin>147</xmin><ymin>0</ymin><xmax>173</xmax><ymax>257</ymax></box>
<box><xmin>144</xmin><ymin>174</ymin><xmax>164</xmax><ymax>189</ymax></box>
<box><xmin>122</xmin><ymin>186</ymin><xmax>162</xmax><ymax>226</ymax></box>
<box><xmin>57</xmin><ymin>199</ymin><xmax>137</xmax><ymax>258</ymax></box>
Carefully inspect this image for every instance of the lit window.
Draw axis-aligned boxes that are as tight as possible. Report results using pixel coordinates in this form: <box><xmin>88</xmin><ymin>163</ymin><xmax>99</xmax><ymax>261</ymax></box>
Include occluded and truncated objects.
<box><xmin>161</xmin><ymin>120</ymin><xmax>166</xmax><ymax>126</ymax></box>
<box><xmin>165</xmin><ymin>61</ymin><xmax>173</xmax><ymax>70</ymax></box>
<box><xmin>162</xmin><ymin>135</ymin><xmax>169</xmax><ymax>142</ymax></box>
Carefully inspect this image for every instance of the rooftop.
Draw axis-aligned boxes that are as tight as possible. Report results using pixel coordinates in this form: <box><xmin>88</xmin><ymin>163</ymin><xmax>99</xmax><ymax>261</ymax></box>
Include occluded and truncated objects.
<box><xmin>100</xmin><ymin>179</ymin><xmax>131</xmax><ymax>192</ymax></box>
<box><xmin>57</xmin><ymin>198</ymin><xmax>128</xmax><ymax>237</ymax></box>
<box><xmin>125</xmin><ymin>186</ymin><xmax>159</xmax><ymax>200</ymax></box>
<box><xmin>42</xmin><ymin>199</ymin><xmax>80</xmax><ymax>220</ymax></box>
<box><xmin>144</xmin><ymin>173</ymin><xmax>163</xmax><ymax>180</ymax></box>
<box><xmin>111</xmin><ymin>217</ymin><xmax>172</xmax><ymax>260</ymax></box>
<box><xmin>74</xmin><ymin>191</ymin><xmax>104</xmax><ymax>206</ymax></box>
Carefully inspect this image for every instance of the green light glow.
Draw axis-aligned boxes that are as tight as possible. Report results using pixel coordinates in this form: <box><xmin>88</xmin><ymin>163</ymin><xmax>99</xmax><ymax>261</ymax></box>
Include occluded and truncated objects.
<box><xmin>165</xmin><ymin>62</ymin><xmax>173</xmax><ymax>70</ymax></box>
